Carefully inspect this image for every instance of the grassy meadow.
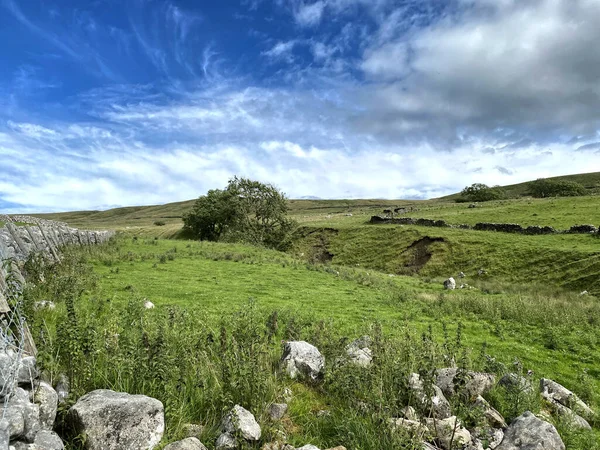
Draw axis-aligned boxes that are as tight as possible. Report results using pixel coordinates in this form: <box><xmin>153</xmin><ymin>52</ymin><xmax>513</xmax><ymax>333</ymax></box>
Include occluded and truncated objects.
<box><xmin>14</xmin><ymin>175</ymin><xmax>600</xmax><ymax>448</ymax></box>
<box><xmin>23</xmin><ymin>236</ymin><xmax>600</xmax><ymax>449</ymax></box>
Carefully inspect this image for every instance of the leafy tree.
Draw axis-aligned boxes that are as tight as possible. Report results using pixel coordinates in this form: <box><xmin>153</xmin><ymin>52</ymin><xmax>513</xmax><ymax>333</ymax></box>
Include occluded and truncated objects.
<box><xmin>528</xmin><ymin>178</ymin><xmax>586</xmax><ymax>198</ymax></box>
<box><xmin>460</xmin><ymin>183</ymin><xmax>504</xmax><ymax>202</ymax></box>
<box><xmin>183</xmin><ymin>177</ymin><xmax>296</xmax><ymax>250</ymax></box>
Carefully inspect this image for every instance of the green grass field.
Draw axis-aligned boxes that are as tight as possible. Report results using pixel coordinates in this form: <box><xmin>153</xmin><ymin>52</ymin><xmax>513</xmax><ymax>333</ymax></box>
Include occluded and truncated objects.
<box><xmin>27</xmin><ymin>237</ymin><xmax>600</xmax><ymax>448</ymax></box>
<box><xmin>14</xmin><ymin>173</ymin><xmax>600</xmax><ymax>448</ymax></box>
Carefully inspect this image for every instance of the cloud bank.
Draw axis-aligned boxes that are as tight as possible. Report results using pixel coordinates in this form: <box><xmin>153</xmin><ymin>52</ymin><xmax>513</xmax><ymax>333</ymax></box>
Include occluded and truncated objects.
<box><xmin>0</xmin><ymin>0</ymin><xmax>599</xmax><ymax>212</ymax></box>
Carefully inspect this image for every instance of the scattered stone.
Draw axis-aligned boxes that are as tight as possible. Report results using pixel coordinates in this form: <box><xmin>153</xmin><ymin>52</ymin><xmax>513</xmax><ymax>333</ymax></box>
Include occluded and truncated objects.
<box><xmin>443</xmin><ymin>277</ymin><xmax>456</xmax><ymax>290</ymax></box>
<box><xmin>17</xmin><ymin>357</ymin><xmax>38</xmax><ymax>386</ymax></box>
<box><xmin>215</xmin><ymin>433</ymin><xmax>235</xmax><ymax>450</ymax></box>
<box><xmin>182</xmin><ymin>423</ymin><xmax>204</xmax><ymax>438</ymax></box>
<box><xmin>546</xmin><ymin>400</ymin><xmax>591</xmax><ymax>430</ymax></box>
<box><xmin>67</xmin><ymin>389</ymin><xmax>164</xmax><ymax>450</ymax></box>
<box><xmin>143</xmin><ymin>300</ymin><xmax>155</xmax><ymax>309</ymax></box>
<box><xmin>435</xmin><ymin>368</ymin><xmax>495</xmax><ymax>399</ymax></box>
<box><xmin>477</xmin><ymin>269</ymin><xmax>487</xmax><ymax>276</ymax></box>
<box><xmin>222</xmin><ymin>405</ymin><xmax>261</xmax><ymax>441</ymax></box>
<box><xmin>0</xmin><ymin>419</ymin><xmax>9</xmax><ymax>449</ymax></box>
<box><xmin>281</xmin><ymin>341</ymin><xmax>325</xmax><ymax>381</ymax></box>
<box><xmin>164</xmin><ymin>437</ymin><xmax>207</xmax><ymax>450</ymax></box>
<box><xmin>498</xmin><ymin>373</ymin><xmax>534</xmax><ymax>394</ymax></box>
<box><xmin>316</xmin><ymin>410</ymin><xmax>331</xmax><ymax>417</ymax></box>
<box><xmin>409</xmin><ymin>373</ymin><xmax>452</xmax><ymax>419</ymax></box>
<box><xmin>346</xmin><ymin>336</ymin><xmax>372</xmax><ymax>367</ymax></box>
<box><xmin>579</xmin><ymin>290</ymin><xmax>589</xmax><ymax>296</ymax></box>
<box><xmin>296</xmin><ymin>445</ymin><xmax>321</xmax><ymax>450</ymax></box>
<box><xmin>33</xmin><ymin>430</ymin><xmax>64</xmax><ymax>450</ymax></box>
<box><xmin>473</xmin><ymin>396</ymin><xmax>507</xmax><ymax>429</ymax></box>
<box><xmin>400</xmin><ymin>405</ymin><xmax>418</xmax><ymax>421</ymax></box>
<box><xmin>495</xmin><ymin>411</ymin><xmax>565</xmax><ymax>450</ymax></box>
<box><xmin>34</xmin><ymin>301</ymin><xmax>56</xmax><ymax>310</ymax></box>
<box><xmin>468</xmin><ymin>204</ymin><xmax>477</xmax><ymax>208</ymax></box>
<box><xmin>389</xmin><ymin>418</ymin><xmax>428</xmax><ymax>438</ymax></box>
<box><xmin>261</xmin><ymin>443</ymin><xmax>294</xmax><ymax>450</ymax></box>
<box><xmin>269</xmin><ymin>403</ymin><xmax>288</xmax><ymax>421</ymax></box>
<box><xmin>2</xmin><ymin>404</ymin><xmax>25</xmax><ymax>439</ymax></box>
<box><xmin>54</xmin><ymin>374</ymin><xmax>69</xmax><ymax>404</ymax></box>
<box><xmin>33</xmin><ymin>381</ymin><xmax>58</xmax><ymax>430</ymax></box>
<box><xmin>472</xmin><ymin>428</ymin><xmax>504</xmax><ymax>450</ymax></box>
<box><xmin>425</xmin><ymin>416</ymin><xmax>471</xmax><ymax>450</ymax></box>
<box><xmin>540</xmin><ymin>378</ymin><xmax>594</xmax><ymax>418</ymax></box>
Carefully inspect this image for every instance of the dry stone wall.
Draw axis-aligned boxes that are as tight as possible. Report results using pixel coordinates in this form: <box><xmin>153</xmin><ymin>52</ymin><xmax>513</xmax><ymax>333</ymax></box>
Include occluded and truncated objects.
<box><xmin>370</xmin><ymin>216</ymin><xmax>599</xmax><ymax>235</ymax></box>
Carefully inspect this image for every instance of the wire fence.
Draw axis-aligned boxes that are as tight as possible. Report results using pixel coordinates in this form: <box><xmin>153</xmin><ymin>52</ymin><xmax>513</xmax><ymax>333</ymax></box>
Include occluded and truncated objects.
<box><xmin>0</xmin><ymin>258</ymin><xmax>28</xmax><ymax>420</ymax></box>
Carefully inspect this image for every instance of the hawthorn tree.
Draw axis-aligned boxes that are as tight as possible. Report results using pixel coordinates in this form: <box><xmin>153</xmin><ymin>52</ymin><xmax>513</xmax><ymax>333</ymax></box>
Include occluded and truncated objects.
<box><xmin>460</xmin><ymin>183</ymin><xmax>504</xmax><ymax>202</ymax></box>
<box><xmin>528</xmin><ymin>178</ymin><xmax>586</xmax><ymax>198</ymax></box>
<box><xmin>183</xmin><ymin>177</ymin><xmax>296</xmax><ymax>250</ymax></box>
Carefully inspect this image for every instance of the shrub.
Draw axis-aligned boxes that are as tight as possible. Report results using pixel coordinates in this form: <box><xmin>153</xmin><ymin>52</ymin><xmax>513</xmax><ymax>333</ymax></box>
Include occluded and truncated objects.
<box><xmin>154</xmin><ymin>220</ymin><xmax>166</xmax><ymax>226</ymax></box>
<box><xmin>182</xmin><ymin>177</ymin><xmax>297</xmax><ymax>251</ymax></box>
<box><xmin>459</xmin><ymin>183</ymin><xmax>505</xmax><ymax>202</ymax></box>
<box><xmin>528</xmin><ymin>178</ymin><xmax>586</xmax><ymax>198</ymax></box>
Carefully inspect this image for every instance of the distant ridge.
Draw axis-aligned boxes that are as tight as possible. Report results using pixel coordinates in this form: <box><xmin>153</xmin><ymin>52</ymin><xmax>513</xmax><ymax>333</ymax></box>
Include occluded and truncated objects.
<box><xmin>438</xmin><ymin>171</ymin><xmax>600</xmax><ymax>200</ymax></box>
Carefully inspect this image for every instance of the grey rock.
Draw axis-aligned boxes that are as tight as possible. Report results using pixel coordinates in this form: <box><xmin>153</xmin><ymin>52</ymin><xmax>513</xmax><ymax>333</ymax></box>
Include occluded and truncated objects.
<box><xmin>498</xmin><ymin>373</ymin><xmax>533</xmax><ymax>394</ymax></box>
<box><xmin>542</xmin><ymin>396</ymin><xmax>591</xmax><ymax>430</ymax></box>
<box><xmin>222</xmin><ymin>405</ymin><xmax>261</xmax><ymax>441</ymax></box>
<box><xmin>0</xmin><ymin>419</ymin><xmax>9</xmax><ymax>450</ymax></box>
<box><xmin>400</xmin><ymin>405</ymin><xmax>418</xmax><ymax>421</ymax></box>
<box><xmin>425</xmin><ymin>416</ymin><xmax>471</xmax><ymax>450</ymax></box>
<box><xmin>269</xmin><ymin>403</ymin><xmax>288</xmax><ymax>421</ymax></box>
<box><xmin>346</xmin><ymin>337</ymin><xmax>372</xmax><ymax>367</ymax></box>
<box><xmin>409</xmin><ymin>373</ymin><xmax>452</xmax><ymax>419</ymax></box>
<box><xmin>164</xmin><ymin>437</ymin><xmax>207</xmax><ymax>450</ymax></box>
<box><xmin>67</xmin><ymin>389</ymin><xmax>164</xmax><ymax>450</ymax></box>
<box><xmin>215</xmin><ymin>433</ymin><xmax>235</xmax><ymax>450</ymax></box>
<box><xmin>540</xmin><ymin>378</ymin><xmax>594</xmax><ymax>418</ymax></box>
<box><xmin>436</xmin><ymin>368</ymin><xmax>495</xmax><ymax>399</ymax></box>
<box><xmin>21</xmin><ymin>402</ymin><xmax>41</xmax><ymax>442</ymax></box>
<box><xmin>182</xmin><ymin>423</ymin><xmax>204</xmax><ymax>438</ymax></box>
<box><xmin>496</xmin><ymin>411</ymin><xmax>565</xmax><ymax>450</ymax></box>
<box><xmin>296</xmin><ymin>446</ymin><xmax>321</xmax><ymax>450</ymax></box>
<box><xmin>17</xmin><ymin>357</ymin><xmax>38</xmax><ymax>386</ymax></box>
<box><xmin>34</xmin><ymin>430</ymin><xmax>65</xmax><ymax>450</ymax></box>
<box><xmin>2</xmin><ymin>403</ymin><xmax>25</xmax><ymax>439</ymax></box>
<box><xmin>443</xmin><ymin>277</ymin><xmax>456</xmax><ymax>290</ymax></box>
<box><xmin>389</xmin><ymin>417</ymin><xmax>428</xmax><ymax>437</ymax></box>
<box><xmin>473</xmin><ymin>395</ymin><xmax>507</xmax><ymax>429</ymax></box>
<box><xmin>472</xmin><ymin>428</ymin><xmax>504</xmax><ymax>450</ymax></box>
<box><xmin>282</xmin><ymin>341</ymin><xmax>324</xmax><ymax>381</ymax></box>
<box><xmin>54</xmin><ymin>374</ymin><xmax>69</xmax><ymax>404</ymax></box>
<box><xmin>33</xmin><ymin>381</ymin><xmax>58</xmax><ymax>430</ymax></box>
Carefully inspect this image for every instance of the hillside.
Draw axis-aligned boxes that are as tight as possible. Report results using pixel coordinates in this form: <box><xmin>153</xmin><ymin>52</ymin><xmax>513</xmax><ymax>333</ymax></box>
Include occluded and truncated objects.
<box><xmin>439</xmin><ymin>171</ymin><xmax>600</xmax><ymax>201</ymax></box>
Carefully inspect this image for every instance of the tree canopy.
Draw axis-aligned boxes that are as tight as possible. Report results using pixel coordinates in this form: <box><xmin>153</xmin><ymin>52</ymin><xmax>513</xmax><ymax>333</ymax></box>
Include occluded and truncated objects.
<box><xmin>528</xmin><ymin>178</ymin><xmax>586</xmax><ymax>198</ymax></box>
<box><xmin>182</xmin><ymin>177</ymin><xmax>296</xmax><ymax>250</ymax></box>
<box><xmin>459</xmin><ymin>183</ymin><xmax>505</xmax><ymax>202</ymax></box>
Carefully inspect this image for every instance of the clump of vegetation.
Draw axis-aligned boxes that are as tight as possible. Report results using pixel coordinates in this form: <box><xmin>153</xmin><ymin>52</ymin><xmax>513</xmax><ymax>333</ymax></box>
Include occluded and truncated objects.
<box><xmin>458</xmin><ymin>183</ymin><xmax>505</xmax><ymax>202</ymax></box>
<box><xmin>154</xmin><ymin>220</ymin><xmax>166</xmax><ymax>226</ymax></box>
<box><xmin>182</xmin><ymin>177</ymin><xmax>297</xmax><ymax>251</ymax></box>
<box><xmin>528</xmin><ymin>178</ymin><xmax>587</xmax><ymax>198</ymax></box>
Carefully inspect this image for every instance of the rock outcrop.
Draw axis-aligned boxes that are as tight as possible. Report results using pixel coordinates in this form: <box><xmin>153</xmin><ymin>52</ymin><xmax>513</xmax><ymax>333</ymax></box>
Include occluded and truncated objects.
<box><xmin>495</xmin><ymin>411</ymin><xmax>565</xmax><ymax>450</ymax></box>
<box><xmin>67</xmin><ymin>389</ymin><xmax>165</xmax><ymax>450</ymax></box>
<box><xmin>281</xmin><ymin>341</ymin><xmax>324</xmax><ymax>381</ymax></box>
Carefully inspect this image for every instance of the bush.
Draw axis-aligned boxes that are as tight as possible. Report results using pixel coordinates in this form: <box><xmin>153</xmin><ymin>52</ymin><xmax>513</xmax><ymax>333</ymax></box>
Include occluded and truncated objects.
<box><xmin>459</xmin><ymin>183</ymin><xmax>505</xmax><ymax>202</ymax></box>
<box><xmin>154</xmin><ymin>220</ymin><xmax>166</xmax><ymax>226</ymax></box>
<box><xmin>182</xmin><ymin>177</ymin><xmax>297</xmax><ymax>251</ymax></box>
<box><xmin>528</xmin><ymin>178</ymin><xmax>586</xmax><ymax>198</ymax></box>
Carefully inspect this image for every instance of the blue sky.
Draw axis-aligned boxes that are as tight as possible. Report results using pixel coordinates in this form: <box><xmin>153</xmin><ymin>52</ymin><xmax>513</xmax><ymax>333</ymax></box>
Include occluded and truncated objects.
<box><xmin>1</xmin><ymin>0</ymin><xmax>600</xmax><ymax>212</ymax></box>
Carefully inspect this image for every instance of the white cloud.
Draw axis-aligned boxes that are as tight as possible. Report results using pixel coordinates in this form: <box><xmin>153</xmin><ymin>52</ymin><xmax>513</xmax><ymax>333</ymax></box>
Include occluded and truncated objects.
<box><xmin>294</xmin><ymin>1</ymin><xmax>326</xmax><ymax>26</ymax></box>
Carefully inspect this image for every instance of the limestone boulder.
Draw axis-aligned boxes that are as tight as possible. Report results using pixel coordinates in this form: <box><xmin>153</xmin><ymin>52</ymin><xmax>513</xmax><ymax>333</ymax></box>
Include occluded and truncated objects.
<box><xmin>495</xmin><ymin>411</ymin><xmax>564</xmax><ymax>450</ymax></box>
<box><xmin>164</xmin><ymin>437</ymin><xmax>207</xmax><ymax>450</ymax></box>
<box><xmin>222</xmin><ymin>405</ymin><xmax>261</xmax><ymax>441</ymax></box>
<box><xmin>443</xmin><ymin>278</ymin><xmax>456</xmax><ymax>290</ymax></box>
<box><xmin>436</xmin><ymin>368</ymin><xmax>495</xmax><ymax>399</ymax></box>
<box><xmin>33</xmin><ymin>381</ymin><xmax>58</xmax><ymax>430</ymax></box>
<box><xmin>67</xmin><ymin>389</ymin><xmax>164</xmax><ymax>450</ymax></box>
<box><xmin>540</xmin><ymin>378</ymin><xmax>594</xmax><ymax>418</ymax></box>
<box><xmin>425</xmin><ymin>416</ymin><xmax>471</xmax><ymax>450</ymax></box>
<box><xmin>282</xmin><ymin>341</ymin><xmax>324</xmax><ymax>381</ymax></box>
